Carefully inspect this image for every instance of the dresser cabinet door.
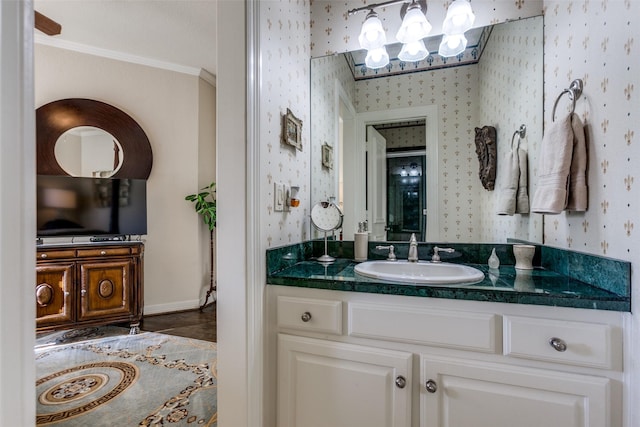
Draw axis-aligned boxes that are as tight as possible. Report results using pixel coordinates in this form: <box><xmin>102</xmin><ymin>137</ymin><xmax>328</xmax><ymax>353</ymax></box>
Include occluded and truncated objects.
<box><xmin>420</xmin><ymin>355</ymin><xmax>610</xmax><ymax>427</ymax></box>
<box><xmin>78</xmin><ymin>259</ymin><xmax>134</xmax><ymax>321</ymax></box>
<box><xmin>35</xmin><ymin>263</ymin><xmax>74</xmax><ymax>326</ymax></box>
<box><xmin>278</xmin><ymin>334</ymin><xmax>412</xmax><ymax>427</ymax></box>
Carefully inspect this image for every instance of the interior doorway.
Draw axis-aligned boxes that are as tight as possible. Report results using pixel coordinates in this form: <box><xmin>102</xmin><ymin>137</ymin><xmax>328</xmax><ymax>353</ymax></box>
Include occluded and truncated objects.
<box><xmin>386</xmin><ymin>152</ymin><xmax>426</xmax><ymax>241</ymax></box>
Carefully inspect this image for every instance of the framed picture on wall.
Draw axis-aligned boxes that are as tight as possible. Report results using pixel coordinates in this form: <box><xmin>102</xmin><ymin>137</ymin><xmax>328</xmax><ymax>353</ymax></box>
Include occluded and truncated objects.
<box><xmin>322</xmin><ymin>143</ymin><xmax>333</xmax><ymax>170</ymax></box>
<box><xmin>282</xmin><ymin>108</ymin><xmax>302</xmax><ymax>151</ymax></box>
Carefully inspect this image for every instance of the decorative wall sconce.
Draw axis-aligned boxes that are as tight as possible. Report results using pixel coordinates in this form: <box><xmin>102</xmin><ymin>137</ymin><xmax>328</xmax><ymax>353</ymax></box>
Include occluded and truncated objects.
<box><xmin>349</xmin><ymin>0</ymin><xmax>475</xmax><ymax>68</ymax></box>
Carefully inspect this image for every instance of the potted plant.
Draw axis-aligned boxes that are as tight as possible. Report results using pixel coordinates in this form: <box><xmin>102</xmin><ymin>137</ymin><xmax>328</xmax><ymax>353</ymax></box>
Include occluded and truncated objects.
<box><xmin>185</xmin><ymin>181</ymin><xmax>217</xmax><ymax>310</ymax></box>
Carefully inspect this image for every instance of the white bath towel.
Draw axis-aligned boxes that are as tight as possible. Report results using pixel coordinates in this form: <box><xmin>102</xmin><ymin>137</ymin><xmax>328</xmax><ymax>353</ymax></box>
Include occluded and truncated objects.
<box><xmin>497</xmin><ymin>136</ymin><xmax>529</xmax><ymax>215</ymax></box>
<box><xmin>531</xmin><ymin>113</ymin><xmax>587</xmax><ymax>213</ymax></box>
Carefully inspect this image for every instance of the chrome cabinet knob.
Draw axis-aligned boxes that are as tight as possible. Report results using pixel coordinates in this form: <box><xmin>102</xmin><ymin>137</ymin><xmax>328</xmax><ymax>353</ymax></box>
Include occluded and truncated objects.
<box><xmin>395</xmin><ymin>375</ymin><xmax>407</xmax><ymax>389</ymax></box>
<box><xmin>301</xmin><ymin>312</ymin><xmax>312</xmax><ymax>322</ymax></box>
<box><xmin>100</xmin><ymin>250</ymin><xmax>107</xmax><ymax>255</ymax></box>
<box><xmin>425</xmin><ymin>379</ymin><xmax>438</xmax><ymax>393</ymax></box>
<box><xmin>40</xmin><ymin>253</ymin><xmax>47</xmax><ymax>258</ymax></box>
<box><xmin>81</xmin><ymin>289</ymin><xmax>87</xmax><ymax>296</ymax></box>
<box><xmin>549</xmin><ymin>337</ymin><xmax>567</xmax><ymax>352</ymax></box>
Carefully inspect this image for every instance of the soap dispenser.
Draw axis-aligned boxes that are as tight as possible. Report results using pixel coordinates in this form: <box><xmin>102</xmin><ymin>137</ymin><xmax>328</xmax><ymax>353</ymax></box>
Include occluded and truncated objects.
<box><xmin>488</xmin><ymin>247</ymin><xmax>500</xmax><ymax>269</ymax></box>
<box><xmin>354</xmin><ymin>221</ymin><xmax>369</xmax><ymax>262</ymax></box>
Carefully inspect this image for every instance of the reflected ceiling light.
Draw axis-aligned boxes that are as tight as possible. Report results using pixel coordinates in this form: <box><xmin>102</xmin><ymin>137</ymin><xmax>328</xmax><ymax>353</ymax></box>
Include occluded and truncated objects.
<box><xmin>442</xmin><ymin>0</ymin><xmax>475</xmax><ymax>35</ymax></box>
<box><xmin>396</xmin><ymin>1</ymin><xmax>431</xmax><ymax>43</ymax></box>
<box><xmin>365</xmin><ymin>47</ymin><xmax>390</xmax><ymax>69</ymax></box>
<box><xmin>358</xmin><ymin>10</ymin><xmax>387</xmax><ymax>50</ymax></box>
<box><xmin>398</xmin><ymin>40</ymin><xmax>428</xmax><ymax>62</ymax></box>
<box><xmin>438</xmin><ymin>33</ymin><xmax>467</xmax><ymax>57</ymax></box>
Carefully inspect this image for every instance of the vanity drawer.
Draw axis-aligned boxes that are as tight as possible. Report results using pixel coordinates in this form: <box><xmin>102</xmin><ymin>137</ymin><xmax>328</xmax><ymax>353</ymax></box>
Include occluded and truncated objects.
<box><xmin>277</xmin><ymin>296</ymin><xmax>342</xmax><ymax>335</ymax></box>
<box><xmin>503</xmin><ymin>315</ymin><xmax>621</xmax><ymax>370</ymax></box>
<box><xmin>348</xmin><ymin>302</ymin><xmax>500</xmax><ymax>353</ymax></box>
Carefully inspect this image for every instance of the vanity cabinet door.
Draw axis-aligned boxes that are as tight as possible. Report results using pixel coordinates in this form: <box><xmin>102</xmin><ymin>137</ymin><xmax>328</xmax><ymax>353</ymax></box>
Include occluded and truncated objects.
<box><xmin>278</xmin><ymin>334</ymin><xmax>412</xmax><ymax>427</ymax></box>
<box><xmin>35</xmin><ymin>263</ymin><xmax>74</xmax><ymax>327</ymax></box>
<box><xmin>420</xmin><ymin>354</ymin><xmax>610</xmax><ymax>427</ymax></box>
<box><xmin>77</xmin><ymin>258</ymin><xmax>134</xmax><ymax>321</ymax></box>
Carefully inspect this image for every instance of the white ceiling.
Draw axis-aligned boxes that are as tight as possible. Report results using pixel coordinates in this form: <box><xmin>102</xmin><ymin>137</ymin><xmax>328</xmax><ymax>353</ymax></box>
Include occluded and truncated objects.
<box><xmin>34</xmin><ymin>0</ymin><xmax>218</xmax><ymax>78</ymax></box>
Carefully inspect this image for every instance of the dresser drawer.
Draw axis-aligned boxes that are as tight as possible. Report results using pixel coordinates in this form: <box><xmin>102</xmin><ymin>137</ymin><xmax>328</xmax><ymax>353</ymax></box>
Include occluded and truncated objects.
<box><xmin>348</xmin><ymin>302</ymin><xmax>501</xmax><ymax>353</ymax></box>
<box><xmin>37</xmin><ymin>249</ymin><xmax>76</xmax><ymax>260</ymax></box>
<box><xmin>503</xmin><ymin>315</ymin><xmax>621</xmax><ymax>370</ymax></box>
<box><xmin>77</xmin><ymin>247</ymin><xmax>132</xmax><ymax>258</ymax></box>
<box><xmin>277</xmin><ymin>296</ymin><xmax>342</xmax><ymax>335</ymax></box>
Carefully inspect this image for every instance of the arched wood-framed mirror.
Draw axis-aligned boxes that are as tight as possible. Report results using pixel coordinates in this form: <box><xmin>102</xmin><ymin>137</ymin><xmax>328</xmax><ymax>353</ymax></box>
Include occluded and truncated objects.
<box><xmin>36</xmin><ymin>98</ymin><xmax>153</xmax><ymax>179</ymax></box>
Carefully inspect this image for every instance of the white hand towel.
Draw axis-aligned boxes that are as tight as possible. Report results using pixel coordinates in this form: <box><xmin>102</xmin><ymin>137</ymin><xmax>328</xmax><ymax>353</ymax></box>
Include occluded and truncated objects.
<box><xmin>497</xmin><ymin>146</ymin><xmax>519</xmax><ymax>216</ymax></box>
<box><xmin>515</xmin><ymin>146</ymin><xmax>529</xmax><ymax>214</ymax></box>
<box><xmin>566</xmin><ymin>114</ymin><xmax>588</xmax><ymax>211</ymax></box>
<box><xmin>531</xmin><ymin>114</ymin><xmax>575</xmax><ymax>214</ymax></box>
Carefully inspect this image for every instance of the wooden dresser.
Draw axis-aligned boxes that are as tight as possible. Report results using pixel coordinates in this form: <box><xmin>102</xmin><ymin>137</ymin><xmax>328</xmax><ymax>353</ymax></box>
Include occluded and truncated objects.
<box><xmin>36</xmin><ymin>242</ymin><xmax>144</xmax><ymax>334</ymax></box>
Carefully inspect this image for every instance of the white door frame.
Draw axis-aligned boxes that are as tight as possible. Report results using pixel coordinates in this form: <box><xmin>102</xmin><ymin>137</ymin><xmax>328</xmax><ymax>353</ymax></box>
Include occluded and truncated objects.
<box><xmin>354</xmin><ymin>105</ymin><xmax>440</xmax><ymax>241</ymax></box>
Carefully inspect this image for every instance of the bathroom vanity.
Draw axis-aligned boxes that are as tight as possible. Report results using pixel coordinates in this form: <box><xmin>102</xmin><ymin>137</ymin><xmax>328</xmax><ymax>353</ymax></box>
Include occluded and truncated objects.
<box><xmin>267</xmin><ymin>243</ymin><xmax>629</xmax><ymax>427</ymax></box>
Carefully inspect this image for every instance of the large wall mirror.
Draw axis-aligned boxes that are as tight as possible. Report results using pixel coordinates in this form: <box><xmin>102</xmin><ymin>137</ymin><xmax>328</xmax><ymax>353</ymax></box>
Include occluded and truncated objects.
<box><xmin>311</xmin><ymin>15</ymin><xmax>543</xmax><ymax>243</ymax></box>
<box><xmin>37</xmin><ymin>98</ymin><xmax>153</xmax><ymax>179</ymax></box>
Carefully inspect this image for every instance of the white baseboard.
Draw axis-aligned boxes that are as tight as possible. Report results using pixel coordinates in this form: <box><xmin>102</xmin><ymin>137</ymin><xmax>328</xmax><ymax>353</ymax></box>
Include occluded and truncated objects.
<box><xmin>144</xmin><ymin>299</ymin><xmax>201</xmax><ymax>316</ymax></box>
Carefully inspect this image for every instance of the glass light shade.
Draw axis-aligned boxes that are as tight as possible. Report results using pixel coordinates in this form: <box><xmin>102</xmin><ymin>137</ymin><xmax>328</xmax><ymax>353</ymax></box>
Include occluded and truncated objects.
<box><xmin>396</xmin><ymin>5</ymin><xmax>432</xmax><ymax>43</ymax></box>
<box><xmin>358</xmin><ymin>11</ymin><xmax>387</xmax><ymax>50</ymax></box>
<box><xmin>438</xmin><ymin>34</ymin><xmax>468</xmax><ymax>57</ymax></box>
<box><xmin>398</xmin><ymin>40</ymin><xmax>429</xmax><ymax>62</ymax></box>
<box><xmin>442</xmin><ymin>0</ymin><xmax>475</xmax><ymax>35</ymax></box>
<box><xmin>365</xmin><ymin>47</ymin><xmax>390</xmax><ymax>69</ymax></box>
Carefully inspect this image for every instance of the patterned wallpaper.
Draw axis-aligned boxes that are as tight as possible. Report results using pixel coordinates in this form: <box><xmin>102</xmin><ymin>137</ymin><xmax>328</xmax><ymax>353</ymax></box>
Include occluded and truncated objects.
<box><xmin>543</xmin><ymin>0</ymin><xmax>639</xmax><ymax>261</ymax></box>
<box><xmin>376</xmin><ymin>125</ymin><xmax>426</xmax><ymax>150</ymax></box>
<box><xmin>310</xmin><ymin>0</ymin><xmax>543</xmax><ymax>57</ymax></box>
<box><xmin>477</xmin><ymin>16</ymin><xmax>543</xmax><ymax>243</ymax></box>
<box><xmin>260</xmin><ymin>0</ymin><xmax>311</xmax><ymax>248</ymax></box>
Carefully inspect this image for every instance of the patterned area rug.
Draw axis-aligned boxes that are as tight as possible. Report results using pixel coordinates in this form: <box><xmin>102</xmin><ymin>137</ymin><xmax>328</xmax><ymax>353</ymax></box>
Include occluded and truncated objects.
<box><xmin>35</xmin><ymin>327</ymin><xmax>217</xmax><ymax>426</ymax></box>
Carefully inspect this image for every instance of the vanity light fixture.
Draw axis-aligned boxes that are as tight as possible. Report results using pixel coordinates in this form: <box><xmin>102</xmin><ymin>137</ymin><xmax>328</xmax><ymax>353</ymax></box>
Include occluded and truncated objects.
<box><xmin>365</xmin><ymin>47</ymin><xmax>391</xmax><ymax>69</ymax></box>
<box><xmin>395</xmin><ymin>0</ymin><xmax>431</xmax><ymax>44</ymax></box>
<box><xmin>349</xmin><ymin>0</ymin><xmax>475</xmax><ymax>68</ymax></box>
<box><xmin>438</xmin><ymin>0</ymin><xmax>475</xmax><ymax>57</ymax></box>
<box><xmin>438</xmin><ymin>33</ymin><xmax>468</xmax><ymax>57</ymax></box>
<box><xmin>398</xmin><ymin>39</ymin><xmax>429</xmax><ymax>62</ymax></box>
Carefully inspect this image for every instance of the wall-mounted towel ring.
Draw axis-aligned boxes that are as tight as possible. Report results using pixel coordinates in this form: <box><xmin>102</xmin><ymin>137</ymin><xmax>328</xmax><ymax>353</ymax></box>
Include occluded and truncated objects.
<box><xmin>552</xmin><ymin>79</ymin><xmax>583</xmax><ymax>122</ymax></box>
<box><xmin>511</xmin><ymin>124</ymin><xmax>526</xmax><ymax>149</ymax></box>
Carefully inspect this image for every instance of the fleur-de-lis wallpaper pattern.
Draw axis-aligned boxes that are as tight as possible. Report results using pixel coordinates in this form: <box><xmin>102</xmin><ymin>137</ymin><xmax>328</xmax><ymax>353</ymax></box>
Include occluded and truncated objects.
<box><xmin>261</xmin><ymin>0</ymin><xmax>311</xmax><ymax>248</ymax></box>
<box><xmin>543</xmin><ymin>0</ymin><xmax>639</xmax><ymax>261</ymax></box>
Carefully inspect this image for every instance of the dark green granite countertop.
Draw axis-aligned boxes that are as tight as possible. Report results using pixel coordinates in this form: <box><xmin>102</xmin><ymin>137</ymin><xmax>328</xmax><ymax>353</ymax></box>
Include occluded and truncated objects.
<box><xmin>267</xmin><ymin>258</ymin><xmax>630</xmax><ymax>312</ymax></box>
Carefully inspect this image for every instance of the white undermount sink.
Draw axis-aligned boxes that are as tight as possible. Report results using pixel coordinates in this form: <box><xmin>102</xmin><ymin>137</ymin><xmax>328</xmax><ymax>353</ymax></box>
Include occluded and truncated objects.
<box><xmin>354</xmin><ymin>260</ymin><xmax>485</xmax><ymax>285</ymax></box>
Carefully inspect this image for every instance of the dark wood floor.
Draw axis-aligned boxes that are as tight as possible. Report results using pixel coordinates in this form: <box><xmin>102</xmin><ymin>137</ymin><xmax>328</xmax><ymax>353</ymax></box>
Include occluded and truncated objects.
<box><xmin>140</xmin><ymin>302</ymin><xmax>216</xmax><ymax>342</ymax></box>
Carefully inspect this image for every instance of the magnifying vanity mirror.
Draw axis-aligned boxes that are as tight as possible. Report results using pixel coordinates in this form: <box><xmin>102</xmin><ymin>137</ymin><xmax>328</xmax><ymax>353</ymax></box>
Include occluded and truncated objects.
<box><xmin>310</xmin><ymin>15</ymin><xmax>543</xmax><ymax>244</ymax></box>
<box><xmin>310</xmin><ymin>201</ymin><xmax>344</xmax><ymax>263</ymax></box>
<box><xmin>54</xmin><ymin>126</ymin><xmax>124</xmax><ymax>177</ymax></box>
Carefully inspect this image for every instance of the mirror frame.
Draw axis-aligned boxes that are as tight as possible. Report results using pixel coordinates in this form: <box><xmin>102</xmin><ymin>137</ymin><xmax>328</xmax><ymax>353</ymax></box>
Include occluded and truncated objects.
<box><xmin>36</xmin><ymin>98</ymin><xmax>153</xmax><ymax>179</ymax></box>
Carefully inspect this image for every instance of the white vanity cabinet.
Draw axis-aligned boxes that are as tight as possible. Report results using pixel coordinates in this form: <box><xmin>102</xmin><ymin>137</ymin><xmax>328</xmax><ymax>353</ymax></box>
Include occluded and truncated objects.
<box><xmin>269</xmin><ymin>286</ymin><xmax>624</xmax><ymax>427</ymax></box>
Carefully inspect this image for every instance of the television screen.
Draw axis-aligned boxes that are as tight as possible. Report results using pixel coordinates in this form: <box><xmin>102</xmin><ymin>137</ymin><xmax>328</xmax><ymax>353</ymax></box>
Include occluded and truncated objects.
<box><xmin>37</xmin><ymin>175</ymin><xmax>147</xmax><ymax>238</ymax></box>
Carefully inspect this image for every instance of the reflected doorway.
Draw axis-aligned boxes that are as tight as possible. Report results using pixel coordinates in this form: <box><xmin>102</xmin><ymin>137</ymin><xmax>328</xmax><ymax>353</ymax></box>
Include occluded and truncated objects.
<box><xmin>387</xmin><ymin>152</ymin><xmax>426</xmax><ymax>241</ymax></box>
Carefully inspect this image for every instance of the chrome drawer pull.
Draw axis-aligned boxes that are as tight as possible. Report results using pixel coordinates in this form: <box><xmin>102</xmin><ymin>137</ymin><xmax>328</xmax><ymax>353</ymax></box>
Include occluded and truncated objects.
<box><xmin>40</xmin><ymin>253</ymin><xmax>48</xmax><ymax>258</ymax></box>
<box><xmin>100</xmin><ymin>250</ymin><xmax>107</xmax><ymax>255</ymax></box>
<box><xmin>395</xmin><ymin>376</ymin><xmax>406</xmax><ymax>389</ymax></box>
<box><xmin>425</xmin><ymin>379</ymin><xmax>438</xmax><ymax>393</ymax></box>
<box><xmin>549</xmin><ymin>337</ymin><xmax>567</xmax><ymax>352</ymax></box>
<box><xmin>301</xmin><ymin>312</ymin><xmax>312</xmax><ymax>322</ymax></box>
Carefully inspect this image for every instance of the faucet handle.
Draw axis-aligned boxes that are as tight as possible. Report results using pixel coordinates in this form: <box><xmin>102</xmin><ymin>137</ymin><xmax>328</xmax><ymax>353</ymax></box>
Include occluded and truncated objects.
<box><xmin>375</xmin><ymin>245</ymin><xmax>397</xmax><ymax>261</ymax></box>
<box><xmin>432</xmin><ymin>246</ymin><xmax>455</xmax><ymax>263</ymax></box>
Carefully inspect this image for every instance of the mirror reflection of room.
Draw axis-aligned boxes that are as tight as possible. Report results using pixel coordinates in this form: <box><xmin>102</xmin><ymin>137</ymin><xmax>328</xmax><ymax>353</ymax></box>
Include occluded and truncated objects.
<box><xmin>311</xmin><ymin>15</ymin><xmax>543</xmax><ymax>244</ymax></box>
<box><xmin>54</xmin><ymin>126</ymin><xmax>124</xmax><ymax>177</ymax></box>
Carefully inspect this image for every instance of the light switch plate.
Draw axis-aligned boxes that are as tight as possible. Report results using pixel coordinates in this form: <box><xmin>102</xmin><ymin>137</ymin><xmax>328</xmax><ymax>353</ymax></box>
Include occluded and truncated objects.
<box><xmin>274</xmin><ymin>182</ymin><xmax>284</xmax><ymax>212</ymax></box>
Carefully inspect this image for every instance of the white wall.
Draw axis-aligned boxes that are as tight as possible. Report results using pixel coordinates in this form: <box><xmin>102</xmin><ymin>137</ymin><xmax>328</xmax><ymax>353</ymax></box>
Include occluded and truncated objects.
<box><xmin>35</xmin><ymin>44</ymin><xmax>215</xmax><ymax>313</ymax></box>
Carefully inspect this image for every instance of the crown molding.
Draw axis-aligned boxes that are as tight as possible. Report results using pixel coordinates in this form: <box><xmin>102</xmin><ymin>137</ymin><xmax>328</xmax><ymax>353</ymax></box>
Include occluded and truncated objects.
<box><xmin>34</xmin><ymin>33</ymin><xmax>216</xmax><ymax>86</ymax></box>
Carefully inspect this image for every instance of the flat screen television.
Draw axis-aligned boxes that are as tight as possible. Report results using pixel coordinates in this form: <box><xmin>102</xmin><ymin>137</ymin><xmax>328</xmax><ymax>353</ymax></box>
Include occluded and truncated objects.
<box><xmin>37</xmin><ymin>175</ymin><xmax>147</xmax><ymax>238</ymax></box>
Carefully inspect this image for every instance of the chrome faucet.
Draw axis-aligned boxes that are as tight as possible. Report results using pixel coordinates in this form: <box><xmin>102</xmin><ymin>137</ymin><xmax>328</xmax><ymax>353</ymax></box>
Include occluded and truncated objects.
<box><xmin>431</xmin><ymin>246</ymin><xmax>455</xmax><ymax>263</ymax></box>
<box><xmin>407</xmin><ymin>233</ymin><xmax>419</xmax><ymax>262</ymax></box>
